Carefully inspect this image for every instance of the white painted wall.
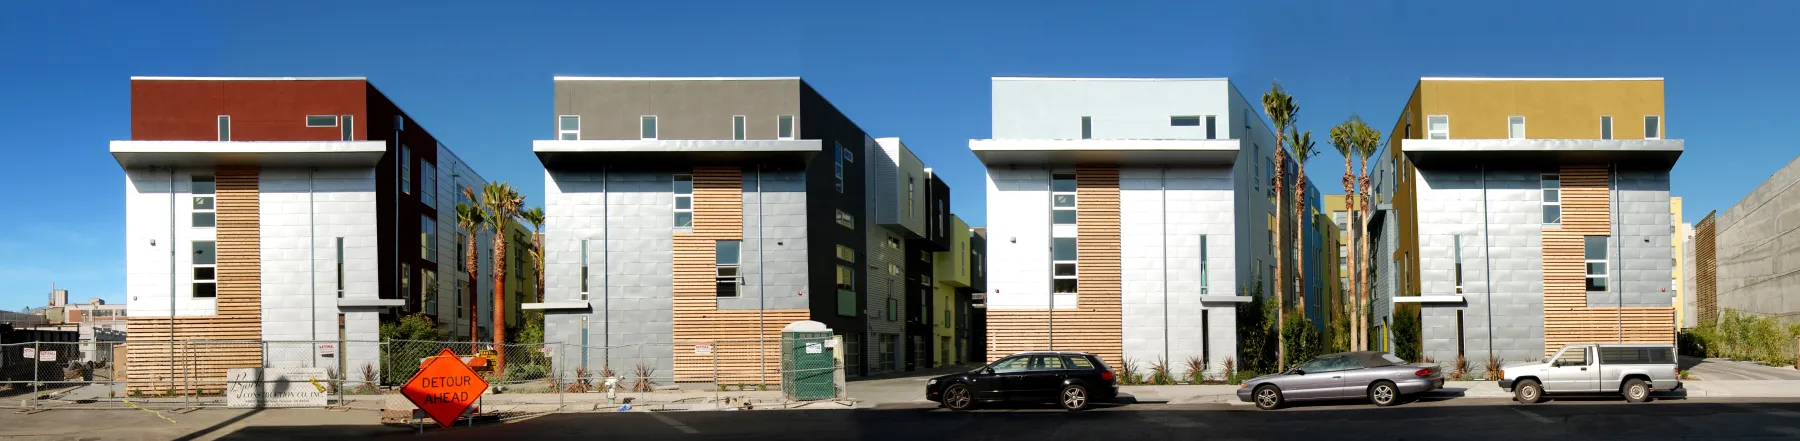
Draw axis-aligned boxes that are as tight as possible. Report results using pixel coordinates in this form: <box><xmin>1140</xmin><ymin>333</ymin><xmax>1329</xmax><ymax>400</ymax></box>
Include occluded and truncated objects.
<box><xmin>1119</xmin><ymin>167</ymin><xmax>1238</xmax><ymax>375</ymax></box>
<box><xmin>125</xmin><ymin>168</ymin><xmax>216</xmax><ymax>317</ymax></box>
<box><xmin>992</xmin><ymin>78</ymin><xmax>1233</xmax><ymax>141</ymax></box>
<box><xmin>258</xmin><ymin>167</ymin><xmax>381</xmax><ymax>370</ymax></box>
<box><xmin>983</xmin><ymin>166</ymin><xmax>1061</xmax><ymax>309</ymax></box>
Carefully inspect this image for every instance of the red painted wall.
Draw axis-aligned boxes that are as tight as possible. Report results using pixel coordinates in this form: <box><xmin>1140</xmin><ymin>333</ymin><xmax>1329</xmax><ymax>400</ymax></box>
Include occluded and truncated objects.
<box><xmin>131</xmin><ymin>79</ymin><xmax>368</xmax><ymax>141</ymax></box>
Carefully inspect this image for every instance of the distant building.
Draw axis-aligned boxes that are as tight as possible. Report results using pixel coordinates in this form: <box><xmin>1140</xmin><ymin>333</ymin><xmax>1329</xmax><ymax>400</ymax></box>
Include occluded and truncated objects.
<box><xmin>1688</xmin><ymin>154</ymin><xmax>1800</xmax><ymax>324</ymax></box>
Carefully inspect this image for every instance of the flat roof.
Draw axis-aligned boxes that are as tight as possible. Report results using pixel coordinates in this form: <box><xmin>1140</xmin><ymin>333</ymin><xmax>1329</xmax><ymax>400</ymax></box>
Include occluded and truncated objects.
<box><xmin>111</xmin><ymin>140</ymin><xmax>388</xmax><ymax>168</ymax></box>
<box><xmin>552</xmin><ymin>76</ymin><xmax>799</xmax><ymax>81</ymax></box>
<box><xmin>1400</xmin><ymin>139</ymin><xmax>1683</xmax><ymax>169</ymax></box>
<box><xmin>969</xmin><ymin>138</ymin><xmax>1240</xmax><ymax>167</ymax></box>
<box><xmin>534</xmin><ymin>139</ymin><xmax>821</xmax><ymax>168</ymax></box>
<box><xmin>993</xmin><ymin>77</ymin><xmax>1228</xmax><ymax>82</ymax></box>
<box><xmin>130</xmin><ymin>76</ymin><xmax>367</xmax><ymax>81</ymax></box>
<box><xmin>1420</xmin><ymin>77</ymin><xmax>1663</xmax><ymax>82</ymax></box>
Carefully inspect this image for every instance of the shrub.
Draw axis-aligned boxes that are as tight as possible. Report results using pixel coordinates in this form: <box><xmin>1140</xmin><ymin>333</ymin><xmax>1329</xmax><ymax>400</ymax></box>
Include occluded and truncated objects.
<box><xmin>1184</xmin><ymin>356</ymin><xmax>1207</xmax><ymax>384</ymax></box>
<box><xmin>1683</xmin><ymin>310</ymin><xmax>1800</xmax><ymax>366</ymax></box>
<box><xmin>1235</xmin><ymin>283</ymin><xmax>1279</xmax><ymax>375</ymax></box>
<box><xmin>1117</xmin><ymin>358</ymin><xmax>1141</xmax><ymax>385</ymax></box>
<box><xmin>1222</xmin><ymin>357</ymin><xmax>1236</xmax><ymax>384</ymax></box>
<box><xmin>632</xmin><ymin>362</ymin><xmax>657</xmax><ymax>392</ymax></box>
<box><xmin>1483</xmin><ymin>354</ymin><xmax>1505</xmax><ymax>381</ymax></box>
<box><xmin>1450</xmin><ymin>355</ymin><xmax>1469</xmax><ymax>381</ymax></box>
<box><xmin>1149</xmin><ymin>358</ymin><xmax>1173</xmax><ymax>385</ymax></box>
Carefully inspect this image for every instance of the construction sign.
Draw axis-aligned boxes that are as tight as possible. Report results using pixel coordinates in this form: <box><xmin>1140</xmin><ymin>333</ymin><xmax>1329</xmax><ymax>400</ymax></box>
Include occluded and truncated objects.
<box><xmin>401</xmin><ymin>348</ymin><xmax>490</xmax><ymax>428</ymax></box>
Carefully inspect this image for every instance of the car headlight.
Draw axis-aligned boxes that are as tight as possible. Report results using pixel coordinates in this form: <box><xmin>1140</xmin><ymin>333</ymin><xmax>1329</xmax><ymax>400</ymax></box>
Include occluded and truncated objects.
<box><xmin>1239</xmin><ymin>383</ymin><xmax>1247</xmax><ymax>389</ymax></box>
<box><xmin>928</xmin><ymin>379</ymin><xmax>937</xmax><ymax>385</ymax></box>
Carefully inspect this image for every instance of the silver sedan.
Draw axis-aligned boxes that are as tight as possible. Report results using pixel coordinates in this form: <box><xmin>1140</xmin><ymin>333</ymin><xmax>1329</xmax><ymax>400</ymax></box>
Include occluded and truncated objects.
<box><xmin>1236</xmin><ymin>351</ymin><xmax>1445</xmax><ymax>410</ymax></box>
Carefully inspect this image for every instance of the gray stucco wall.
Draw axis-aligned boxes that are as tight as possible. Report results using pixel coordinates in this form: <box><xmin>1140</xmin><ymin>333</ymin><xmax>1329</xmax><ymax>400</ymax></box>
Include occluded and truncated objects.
<box><xmin>1414</xmin><ymin>168</ymin><xmax>1547</xmax><ymax>367</ymax></box>
<box><xmin>543</xmin><ymin>169</ymin><xmax>676</xmax><ymax>377</ymax></box>
<box><xmin>554</xmin><ymin>79</ymin><xmax>801</xmax><ymax>141</ymax></box>
<box><xmin>1595</xmin><ymin>170</ymin><xmax>1673</xmax><ymax>308</ymax></box>
<box><xmin>1716</xmin><ymin>154</ymin><xmax>1800</xmax><ymax>322</ymax></box>
<box><xmin>722</xmin><ymin>169</ymin><xmax>809</xmax><ymax>311</ymax></box>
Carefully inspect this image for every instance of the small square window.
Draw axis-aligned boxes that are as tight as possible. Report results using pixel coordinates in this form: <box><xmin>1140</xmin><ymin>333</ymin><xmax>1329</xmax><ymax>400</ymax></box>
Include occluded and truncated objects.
<box><xmin>193</xmin><ymin>241</ymin><xmax>216</xmax><ymax>265</ymax></box>
<box><xmin>192</xmin><ymin>282</ymin><xmax>217</xmax><ymax>298</ymax></box>
<box><xmin>1054</xmin><ymin>263</ymin><xmax>1077</xmax><ymax>277</ymax></box>
<box><xmin>675</xmin><ymin>212</ymin><xmax>694</xmax><ymax>228</ymax></box>
<box><xmin>1205</xmin><ymin>116</ymin><xmax>1217</xmax><ymax>139</ymax></box>
<box><xmin>1427</xmin><ymin>115</ymin><xmax>1449</xmax><ymax>139</ymax></box>
<box><xmin>1170</xmin><ymin>116</ymin><xmax>1201</xmax><ymax>127</ymax></box>
<box><xmin>1053</xmin><ymin>279</ymin><xmax>1078</xmax><ymax>294</ymax></box>
<box><xmin>1052</xmin><ymin>238</ymin><xmax>1077</xmax><ymax>261</ymax></box>
<box><xmin>1080</xmin><ymin>116</ymin><xmax>1092</xmax><ymax>139</ymax></box>
<box><xmin>1600</xmin><ymin>116</ymin><xmax>1613</xmax><ymax>140</ymax></box>
<box><xmin>732</xmin><ymin>115</ymin><xmax>747</xmax><ymax>140</ymax></box>
<box><xmin>559</xmin><ymin>115</ymin><xmax>580</xmax><ymax>141</ymax></box>
<box><xmin>640</xmin><ymin>116</ymin><xmax>658</xmax><ymax>140</ymax></box>
<box><xmin>1052</xmin><ymin>210</ymin><xmax>1077</xmax><ymax>224</ymax></box>
<box><xmin>217</xmin><ymin>116</ymin><xmax>230</xmax><ymax>141</ymax></box>
<box><xmin>1645</xmin><ymin>115</ymin><xmax>1661</xmax><ymax>139</ymax></box>
<box><xmin>1508</xmin><ymin>116</ymin><xmax>1525</xmax><ymax>139</ymax></box>
<box><xmin>341</xmin><ymin>115</ymin><xmax>355</xmax><ymax>140</ymax></box>
<box><xmin>777</xmin><ymin>115</ymin><xmax>796</xmax><ymax>140</ymax></box>
<box><xmin>306</xmin><ymin>115</ymin><xmax>339</xmax><ymax>127</ymax></box>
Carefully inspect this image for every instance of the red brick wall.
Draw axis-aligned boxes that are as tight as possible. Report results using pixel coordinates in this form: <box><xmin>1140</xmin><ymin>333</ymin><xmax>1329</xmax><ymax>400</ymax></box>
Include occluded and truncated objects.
<box><xmin>131</xmin><ymin>79</ymin><xmax>368</xmax><ymax>141</ymax></box>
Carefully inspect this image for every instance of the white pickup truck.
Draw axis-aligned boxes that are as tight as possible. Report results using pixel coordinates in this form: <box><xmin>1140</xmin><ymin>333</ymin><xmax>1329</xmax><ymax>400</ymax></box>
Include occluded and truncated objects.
<box><xmin>1499</xmin><ymin>343</ymin><xmax>1681</xmax><ymax>404</ymax></box>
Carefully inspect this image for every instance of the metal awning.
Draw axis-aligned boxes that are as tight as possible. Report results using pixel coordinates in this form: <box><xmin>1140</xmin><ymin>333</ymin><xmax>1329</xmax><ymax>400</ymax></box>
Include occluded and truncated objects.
<box><xmin>111</xmin><ymin>140</ymin><xmax>388</xmax><ymax>168</ymax></box>
<box><xmin>969</xmin><ymin>139</ymin><xmax>1240</xmax><ymax>166</ymax></box>
<box><xmin>1401</xmin><ymin>139</ymin><xmax>1682</xmax><ymax>169</ymax></box>
<box><xmin>534</xmin><ymin>139</ymin><xmax>821</xmax><ymax>168</ymax></box>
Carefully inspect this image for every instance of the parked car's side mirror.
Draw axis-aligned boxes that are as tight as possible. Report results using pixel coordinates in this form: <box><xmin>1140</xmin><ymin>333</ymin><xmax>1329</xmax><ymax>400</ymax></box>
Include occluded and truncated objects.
<box><xmin>980</xmin><ymin>368</ymin><xmax>994</xmax><ymax>375</ymax></box>
<box><xmin>1292</xmin><ymin>369</ymin><xmax>1305</xmax><ymax>376</ymax></box>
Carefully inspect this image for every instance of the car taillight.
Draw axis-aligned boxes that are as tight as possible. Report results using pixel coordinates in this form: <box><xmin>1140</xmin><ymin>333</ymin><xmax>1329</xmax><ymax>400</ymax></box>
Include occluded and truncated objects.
<box><xmin>1101</xmin><ymin>370</ymin><xmax>1115</xmax><ymax>381</ymax></box>
<box><xmin>1415</xmin><ymin>368</ymin><xmax>1434</xmax><ymax>377</ymax></box>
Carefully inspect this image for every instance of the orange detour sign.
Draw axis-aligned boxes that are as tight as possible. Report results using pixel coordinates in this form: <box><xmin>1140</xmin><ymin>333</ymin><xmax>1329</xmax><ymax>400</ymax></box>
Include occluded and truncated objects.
<box><xmin>401</xmin><ymin>348</ymin><xmax>490</xmax><ymax>428</ymax></box>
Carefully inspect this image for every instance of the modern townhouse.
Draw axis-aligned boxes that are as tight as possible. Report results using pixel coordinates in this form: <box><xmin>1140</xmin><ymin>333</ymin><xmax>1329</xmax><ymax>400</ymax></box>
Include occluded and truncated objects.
<box><xmin>112</xmin><ymin>77</ymin><xmax>503</xmax><ymax>392</ymax></box>
<box><xmin>970</xmin><ymin>77</ymin><xmax>1317</xmax><ymax>377</ymax></box>
<box><xmin>528</xmin><ymin>77</ymin><xmax>983</xmax><ymax>384</ymax></box>
<box><xmin>1366</xmin><ymin>77</ymin><xmax>1682</xmax><ymax>368</ymax></box>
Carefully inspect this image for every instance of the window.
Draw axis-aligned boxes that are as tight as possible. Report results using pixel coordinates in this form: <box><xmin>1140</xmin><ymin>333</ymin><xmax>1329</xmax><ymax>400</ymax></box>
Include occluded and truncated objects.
<box><xmin>1554</xmin><ymin>346</ymin><xmax>1589</xmax><ymax>367</ymax></box>
<box><xmin>1052</xmin><ymin>173</ymin><xmax>1076</xmax><ymax>225</ymax></box>
<box><xmin>1600</xmin><ymin>346</ymin><xmax>1675</xmax><ymax>365</ymax></box>
<box><xmin>937</xmin><ymin>200</ymin><xmax>946</xmax><ymax>233</ymax></box>
<box><xmin>1427</xmin><ymin>115</ymin><xmax>1449</xmax><ymax>139</ymax></box>
<box><xmin>457</xmin><ymin>233</ymin><xmax>467</xmax><ymax>267</ymax></box>
<box><xmin>217</xmin><ymin>115</ymin><xmax>230</xmax><ymax>141</ymax></box>
<box><xmin>401</xmin><ymin>262</ymin><xmax>411</xmax><ymax>305</ymax></box>
<box><xmin>191</xmin><ymin>176</ymin><xmax>216</xmax><ymax>228</ymax></box>
<box><xmin>777</xmin><ymin>115</ymin><xmax>796</xmax><ymax>140</ymax></box>
<box><xmin>1053</xmin><ymin>237</ymin><xmax>1077</xmax><ymax>294</ymax></box>
<box><xmin>1586</xmin><ymin>236</ymin><xmax>1609</xmax><ymax>292</ymax></box>
<box><xmin>1201</xmin><ymin>310</ymin><xmax>1211</xmax><ymax>361</ymax></box>
<box><xmin>1508</xmin><ymin>116</ymin><xmax>1525</xmax><ymax>139</ymax></box>
<box><xmin>1453</xmin><ymin>235</ymin><xmax>1464</xmax><ymax>294</ymax></box>
<box><xmin>1644</xmin><ymin>115</ymin><xmax>1661</xmax><ymax>139</ymax></box>
<box><xmin>580</xmin><ymin>240</ymin><xmax>589</xmax><ymax>299</ymax></box>
<box><xmin>423</xmin><ymin>269</ymin><xmax>437</xmax><ymax>315</ymax></box>
<box><xmin>306</xmin><ymin>115</ymin><xmax>339</xmax><ymax>127</ymax></box>
<box><xmin>341</xmin><ymin>115</ymin><xmax>354</xmax><ymax>141</ymax></box>
<box><xmin>192</xmin><ymin>240</ymin><xmax>216</xmax><ymax>298</ymax></box>
<box><xmin>558</xmin><ymin>115</ymin><xmax>580</xmax><ymax>140</ymax></box>
<box><xmin>640</xmin><ymin>116</ymin><xmax>657</xmax><ymax>140</ymax></box>
<box><xmin>943</xmin><ymin>307</ymin><xmax>951</xmax><ymax>328</ymax></box>
<box><xmin>835</xmin><ymin>245</ymin><xmax>856</xmax><ymax>262</ymax></box>
<box><xmin>732</xmin><ymin>115</ymin><xmax>746</xmax><ymax>140</ymax></box>
<box><xmin>1542</xmin><ymin>174</ymin><xmax>1562</xmax><ymax>224</ymax></box>
<box><xmin>991</xmin><ymin>356</ymin><xmax>1029</xmax><ymax>373</ymax></box>
<box><xmin>889</xmin><ymin>264</ymin><xmax>900</xmax><ymax>277</ymax></box>
<box><xmin>1205</xmin><ymin>116</ymin><xmax>1217</xmax><ymax>139</ymax></box>
<box><xmin>836</xmin><ymin>210</ymin><xmax>855</xmax><ymax>228</ymax></box>
<box><xmin>886</xmin><ymin>237</ymin><xmax>901</xmax><ymax>250</ymax></box>
<box><xmin>421</xmin><ymin>215</ymin><xmax>436</xmax><ymax>261</ymax></box>
<box><xmin>834</xmin><ymin>142</ymin><xmax>846</xmax><ymax>193</ymax></box>
<box><xmin>1265</xmin><ymin>160</ymin><xmax>1277</xmax><ymax>200</ymax></box>
<box><xmin>420</xmin><ymin>161</ymin><xmax>437</xmax><ymax>209</ymax></box>
<box><xmin>1170</xmin><ymin>116</ymin><xmax>1201</xmax><ymax>127</ymax></box>
<box><xmin>716</xmin><ymin>240</ymin><xmax>741</xmax><ymax>297</ymax></box>
<box><xmin>673</xmin><ymin>174</ymin><xmax>693</xmax><ymax>228</ymax></box>
<box><xmin>885</xmin><ymin>298</ymin><xmax>898</xmax><ymax>322</ymax></box>
<box><xmin>400</xmin><ymin>145</ymin><xmax>412</xmax><ymax>195</ymax></box>
<box><xmin>1080</xmin><ymin>116</ymin><xmax>1092</xmax><ymax>139</ymax></box>
<box><xmin>1456</xmin><ymin>310</ymin><xmax>1466</xmax><ymax>358</ymax></box>
<box><xmin>907</xmin><ymin>175</ymin><xmax>916</xmax><ymax>217</ymax></box>
<box><xmin>841</xmin><ymin>144</ymin><xmax>854</xmax><ymax>162</ymax></box>
<box><xmin>1065</xmin><ymin>356</ymin><xmax>1095</xmax><ymax>370</ymax></box>
<box><xmin>837</xmin><ymin>265</ymin><xmax>854</xmax><ymax>292</ymax></box>
<box><xmin>1199</xmin><ymin>235</ymin><xmax>1210</xmax><ymax>295</ymax></box>
<box><xmin>336</xmin><ymin>237</ymin><xmax>345</xmax><ymax>298</ymax></box>
<box><xmin>1600</xmin><ymin>116</ymin><xmax>1613</xmax><ymax>140</ymax></box>
<box><xmin>1033</xmin><ymin>355</ymin><xmax>1066</xmax><ymax>370</ymax></box>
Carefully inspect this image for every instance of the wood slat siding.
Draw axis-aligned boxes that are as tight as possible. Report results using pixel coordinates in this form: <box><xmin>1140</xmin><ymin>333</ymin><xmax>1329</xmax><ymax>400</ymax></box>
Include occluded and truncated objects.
<box><xmin>986</xmin><ymin>167</ymin><xmax>1124</xmax><ymax>367</ymax></box>
<box><xmin>1541</xmin><ymin>166</ymin><xmax>1673</xmax><ymax>358</ymax></box>
<box><xmin>126</xmin><ymin>167</ymin><xmax>264</xmax><ymax>395</ymax></box>
<box><xmin>670</xmin><ymin>166</ymin><xmax>807</xmax><ymax>384</ymax></box>
<box><xmin>1694</xmin><ymin>214</ymin><xmax>1718</xmax><ymax>323</ymax></box>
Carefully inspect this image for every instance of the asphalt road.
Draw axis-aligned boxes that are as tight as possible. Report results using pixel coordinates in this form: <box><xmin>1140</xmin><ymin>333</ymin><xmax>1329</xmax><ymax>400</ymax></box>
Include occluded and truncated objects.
<box><xmin>210</xmin><ymin>397</ymin><xmax>1800</xmax><ymax>440</ymax></box>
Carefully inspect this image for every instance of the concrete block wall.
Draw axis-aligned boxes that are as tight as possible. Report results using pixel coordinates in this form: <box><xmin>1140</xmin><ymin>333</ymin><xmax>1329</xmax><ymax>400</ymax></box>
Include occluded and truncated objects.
<box><xmin>1715</xmin><ymin>155</ymin><xmax>1800</xmax><ymax>322</ymax></box>
<box><xmin>1119</xmin><ymin>167</ymin><xmax>1238</xmax><ymax>377</ymax></box>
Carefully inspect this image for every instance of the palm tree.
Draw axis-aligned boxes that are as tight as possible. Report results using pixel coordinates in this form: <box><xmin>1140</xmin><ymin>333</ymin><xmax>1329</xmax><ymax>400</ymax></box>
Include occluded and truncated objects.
<box><xmin>1329</xmin><ymin>118</ymin><xmax>1360</xmax><ymax>350</ymax></box>
<box><xmin>455</xmin><ymin>199</ymin><xmax>485</xmax><ymax>344</ymax></box>
<box><xmin>468</xmin><ymin>183</ymin><xmax>525</xmax><ymax>372</ymax></box>
<box><xmin>1288</xmin><ymin>127</ymin><xmax>1318</xmax><ymax>326</ymax></box>
<box><xmin>521</xmin><ymin>207</ymin><xmax>546</xmax><ymax>303</ymax></box>
<box><xmin>1261</xmin><ymin>82</ymin><xmax>1299</xmax><ymax>369</ymax></box>
<box><xmin>1353</xmin><ymin>122</ymin><xmax>1384</xmax><ymax>351</ymax></box>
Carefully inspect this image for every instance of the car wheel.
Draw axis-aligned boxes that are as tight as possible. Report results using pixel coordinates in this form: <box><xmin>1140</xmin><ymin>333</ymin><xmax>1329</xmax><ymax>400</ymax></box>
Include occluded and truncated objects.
<box><xmin>943</xmin><ymin>384</ymin><xmax>975</xmax><ymax>411</ymax></box>
<box><xmin>1253</xmin><ymin>385</ymin><xmax>1284</xmax><ymax>411</ymax></box>
<box><xmin>1369</xmin><ymin>381</ymin><xmax>1400</xmax><ymax>407</ymax></box>
<box><xmin>1623</xmin><ymin>379</ymin><xmax>1651</xmax><ymax>403</ymax></box>
<box><xmin>1060</xmin><ymin>384</ymin><xmax>1089</xmax><ymax>411</ymax></box>
<box><xmin>1515</xmin><ymin>379</ymin><xmax>1544</xmax><ymax>404</ymax></box>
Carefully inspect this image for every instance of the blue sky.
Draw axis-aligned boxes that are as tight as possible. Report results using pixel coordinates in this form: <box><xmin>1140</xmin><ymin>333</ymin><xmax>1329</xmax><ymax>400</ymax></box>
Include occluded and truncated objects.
<box><xmin>2</xmin><ymin>0</ymin><xmax>1795</xmax><ymax>308</ymax></box>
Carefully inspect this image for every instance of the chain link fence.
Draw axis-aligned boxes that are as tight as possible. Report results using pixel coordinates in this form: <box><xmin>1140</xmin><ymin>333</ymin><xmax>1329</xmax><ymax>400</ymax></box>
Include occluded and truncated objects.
<box><xmin>0</xmin><ymin>335</ymin><xmax>846</xmax><ymax>420</ymax></box>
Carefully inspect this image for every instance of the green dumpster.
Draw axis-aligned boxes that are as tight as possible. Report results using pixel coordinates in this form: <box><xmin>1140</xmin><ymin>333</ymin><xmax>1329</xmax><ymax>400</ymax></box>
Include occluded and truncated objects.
<box><xmin>781</xmin><ymin>321</ymin><xmax>837</xmax><ymax>401</ymax></box>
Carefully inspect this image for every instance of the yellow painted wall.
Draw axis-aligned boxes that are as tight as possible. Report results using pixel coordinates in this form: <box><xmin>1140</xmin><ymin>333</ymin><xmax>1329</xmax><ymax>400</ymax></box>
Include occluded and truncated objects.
<box><xmin>933</xmin><ymin>215</ymin><xmax>970</xmax><ymax>367</ymax></box>
<box><xmin>934</xmin><ymin>284</ymin><xmax>957</xmax><ymax>366</ymax></box>
<box><xmin>1672</xmin><ymin>196</ymin><xmax>1685</xmax><ymax>329</ymax></box>
<box><xmin>1417</xmin><ymin>79</ymin><xmax>1666</xmax><ymax>140</ymax></box>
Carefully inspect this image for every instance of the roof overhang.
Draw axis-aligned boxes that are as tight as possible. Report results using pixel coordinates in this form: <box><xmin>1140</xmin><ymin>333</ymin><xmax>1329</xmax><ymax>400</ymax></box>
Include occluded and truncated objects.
<box><xmin>1400</xmin><ymin>139</ymin><xmax>1683</xmax><ymax>169</ymax></box>
<box><xmin>337</xmin><ymin>298</ymin><xmax>406</xmax><ymax>309</ymax></box>
<box><xmin>111</xmin><ymin>141</ymin><xmax>387</xmax><ymax>169</ymax></box>
<box><xmin>1394</xmin><ymin>295</ymin><xmax>1466</xmax><ymax>304</ymax></box>
<box><xmin>534</xmin><ymin>139</ymin><xmax>821</xmax><ymax>168</ymax></box>
<box><xmin>968</xmin><ymin>139</ymin><xmax>1240</xmax><ymax>167</ymax></box>
<box><xmin>1200</xmin><ymin>295</ymin><xmax>1254</xmax><ymax>304</ymax></box>
<box><xmin>521</xmin><ymin>301</ymin><xmax>591</xmax><ymax>311</ymax></box>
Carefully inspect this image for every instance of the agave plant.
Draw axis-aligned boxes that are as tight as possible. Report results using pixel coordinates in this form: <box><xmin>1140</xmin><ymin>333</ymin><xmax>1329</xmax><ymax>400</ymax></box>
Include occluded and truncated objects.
<box><xmin>1118</xmin><ymin>358</ymin><xmax>1141</xmax><ymax>386</ymax></box>
<box><xmin>1452</xmin><ymin>355</ymin><xmax>1470</xmax><ymax>381</ymax></box>
<box><xmin>632</xmin><ymin>362</ymin><xmax>657</xmax><ymax>393</ymax></box>
<box><xmin>1184</xmin><ymin>356</ymin><xmax>1208</xmax><ymax>384</ymax></box>
<box><xmin>1150</xmin><ymin>357</ymin><xmax>1173</xmax><ymax>385</ymax></box>
<box><xmin>1484</xmin><ymin>354</ymin><xmax>1505</xmax><ymax>381</ymax></box>
<box><xmin>1223</xmin><ymin>357</ymin><xmax>1237</xmax><ymax>384</ymax></box>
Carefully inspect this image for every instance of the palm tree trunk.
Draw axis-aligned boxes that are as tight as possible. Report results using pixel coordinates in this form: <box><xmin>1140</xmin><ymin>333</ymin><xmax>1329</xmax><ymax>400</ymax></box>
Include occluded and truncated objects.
<box><xmin>493</xmin><ymin>236</ymin><xmax>508</xmax><ymax>373</ymax></box>
<box><xmin>1295</xmin><ymin>170</ymin><xmax>1308</xmax><ymax>323</ymax></box>
<box><xmin>1341</xmin><ymin>162</ymin><xmax>1358</xmax><ymax>352</ymax></box>
<box><xmin>467</xmin><ymin>240</ymin><xmax>479</xmax><ymax>344</ymax></box>
<box><xmin>1273</xmin><ymin>149</ymin><xmax>1287</xmax><ymax>370</ymax></box>
<box><xmin>534</xmin><ymin>232</ymin><xmax>545</xmax><ymax>303</ymax></box>
<box><xmin>1357</xmin><ymin>157</ymin><xmax>1373</xmax><ymax>352</ymax></box>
